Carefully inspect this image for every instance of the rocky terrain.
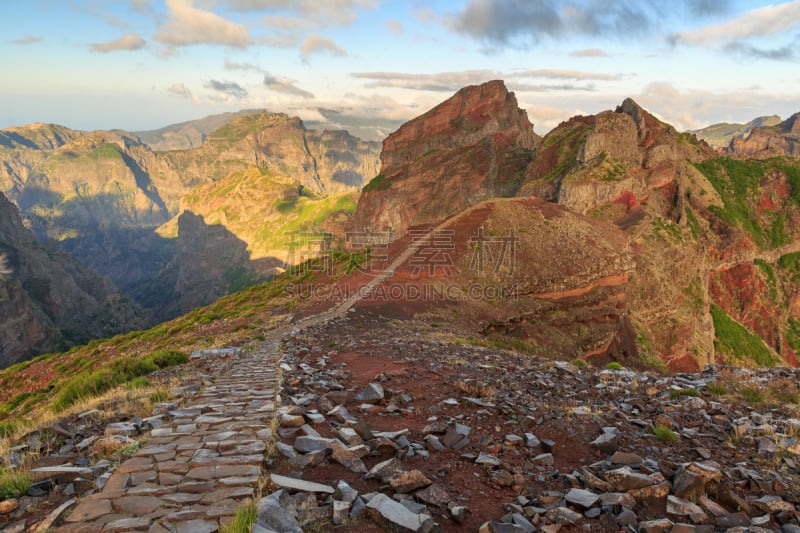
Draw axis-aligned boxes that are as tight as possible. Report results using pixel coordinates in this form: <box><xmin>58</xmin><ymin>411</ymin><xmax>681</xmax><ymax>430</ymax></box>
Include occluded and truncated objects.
<box><xmin>4</xmin><ymin>305</ymin><xmax>800</xmax><ymax>532</ymax></box>
<box><xmin>691</xmin><ymin>116</ymin><xmax>782</xmax><ymax>150</ymax></box>
<box><xmin>729</xmin><ymin>114</ymin><xmax>800</xmax><ymax>159</ymax></box>
<box><xmin>0</xmin><ymin>191</ymin><xmax>146</xmax><ymax>367</ymax></box>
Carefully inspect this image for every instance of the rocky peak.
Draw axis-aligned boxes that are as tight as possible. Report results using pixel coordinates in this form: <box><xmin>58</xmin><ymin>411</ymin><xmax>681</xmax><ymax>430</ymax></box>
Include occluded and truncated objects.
<box><xmin>781</xmin><ymin>112</ymin><xmax>800</xmax><ymax>134</ymax></box>
<box><xmin>353</xmin><ymin>80</ymin><xmax>539</xmax><ymax>233</ymax></box>
<box><xmin>729</xmin><ymin>110</ymin><xmax>800</xmax><ymax>158</ymax></box>
<box><xmin>380</xmin><ymin>80</ymin><xmax>538</xmax><ymax>174</ymax></box>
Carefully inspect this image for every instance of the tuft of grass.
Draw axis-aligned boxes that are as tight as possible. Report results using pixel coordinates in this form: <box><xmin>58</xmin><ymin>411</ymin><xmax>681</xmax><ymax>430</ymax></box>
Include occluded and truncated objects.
<box><xmin>604</xmin><ymin>362</ymin><xmax>623</xmax><ymax>370</ymax></box>
<box><xmin>0</xmin><ymin>467</ymin><xmax>31</xmax><ymax>500</ymax></box>
<box><xmin>572</xmin><ymin>358</ymin><xmax>588</xmax><ymax>368</ymax></box>
<box><xmin>221</xmin><ymin>502</ymin><xmax>257</xmax><ymax>533</ymax></box>
<box><xmin>52</xmin><ymin>350</ymin><xmax>188</xmax><ymax>412</ymax></box>
<box><xmin>125</xmin><ymin>377</ymin><xmax>152</xmax><ymax>390</ymax></box>
<box><xmin>653</xmin><ymin>424</ymin><xmax>678</xmax><ymax>443</ymax></box>
<box><xmin>740</xmin><ymin>385</ymin><xmax>765</xmax><ymax>404</ymax></box>
<box><xmin>670</xmin><ymin>388</ymin><xmax>700</xmax><ymax>400</ymax></box>
<box><xmin>706</xmin><ymin>382</ymin><xmax>726</xmax><ymax>396</ymax></box>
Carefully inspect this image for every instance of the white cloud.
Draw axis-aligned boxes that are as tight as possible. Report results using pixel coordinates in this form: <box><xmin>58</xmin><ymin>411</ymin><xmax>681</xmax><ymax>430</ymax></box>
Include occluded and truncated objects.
<box><xmin>205</xmin><ymin>79</ymin><xmax>248</xmax><ymax>99</ymax></box>
<box><xmin>91</xmin><ymin>33</ymin><xmax>146</xmax><ymax>53</ymax></box>
<box><xmin>300</xmin><ymin>34</ymin><xmax>347</xmax><ymax>59</ymax></box>
<box><xmin>168</xmin><ymin>83</ymin><xmax>193</xmax><ymax>97</ymax></box>
<box><xmin>351</xmin><ymin>69</ymin><xmax>620</xmax><ymax>91</ymax></box>
<box><xmin>386</xmin><ymin>20</ymin><xmax>404</xmax><ymax>34</ymax></box>
<box><xmin>569</xmin><ymin>48</ymin><xmax>608</xmax><ymax>57</ymax></box>
<box><xmin>155</xmin><ymin>0</ymin><xmax>250</xmax><ymax>47</ymax></box>
<box><xmin>223</xmin><ymin>0</ymin><xmax>376</xmax><ymax>26</ymax></box>
<box><xmin>9</xmin><ymin>35</ymin><xmax>42</xmax><ymax>45</ymax></box>
<box><xmin>264</xmin><ymin>74</ymin><xmax>314</xmax><ymax>98</ymax></box>
<box><xmin>671</xmin><ymin>1</ymin><xmax>800</xmax><ymax>46</ymax></box>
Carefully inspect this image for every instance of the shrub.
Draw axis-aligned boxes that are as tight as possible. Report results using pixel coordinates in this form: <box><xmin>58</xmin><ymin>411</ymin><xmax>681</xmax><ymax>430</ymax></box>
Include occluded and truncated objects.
<box><xmin>0</xmin><ymin>467</ymin><xmax>31</xmax><ymax>500</ymax></box>
<box><xmin>653</xmin><ymin>424</ymin><xmax>678</xmax><ymax>443</ymax></box>
<box><xmin>670</xmin><ymin>388</ymin><xmax>700</xmax><ymax>400</ymax></box>
<box><xmin>147</xmin><ymin>350</ymin><xmax>188</xmax><ymax>369</ymax></box>
<box><xmin>221</xmin><ymin>503</ymin><xmax>257</xmax><ymax>533</ymax></box>
<box><xmin>604</xmin><ymin>362</ymin><xmax>623</xmax><ymax>370</ymax></box>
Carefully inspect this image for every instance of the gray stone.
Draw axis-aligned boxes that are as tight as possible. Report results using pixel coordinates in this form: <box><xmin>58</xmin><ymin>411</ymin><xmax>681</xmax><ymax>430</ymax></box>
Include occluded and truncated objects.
<box><xmin>365</xmin><ymin>457</ymin><xmax>403</xmax><ymax>482</ymax></box>
<box><xmin>565</xmin><ymin>488</ymin><xmax>599</xmax><ymax>509</ymax></box>
<box><xmin>590</xmin><ymin>432</ymin><xmax>619</xmax><ymax>455</ymax></box>
<box><xmin>269</xmin><ymin>474</ymin><xmax>334</xmax><ymax>493</ymax></box>
<box><xmin>330</xmin><ymin>440</ymin><xmax>368</xmax><ymax>473</ymax></box>
<box><xmin>293</xmin><ymin>435</ymin><xmax>333</xmax><ymax>453</ymax></box>
<box><xmin>355</xmin><ymin>382</ymin><xmax>385</xmax><ymax>402</ymax></box>
<box><xmin>639</xmin><ymin>518</ymin><xmax>674</xmax><ymax>533</ymax></box>
<box><xmin>388</xmin><ymin>469</ymin><xmax>433</xmax><ymax>493</ymax></box>
<box><xmin>366</xmin><ymin>493</ymin><xmax>435</xmax><ymax>532</ymax></box>
<box><xmin>335</xmin><ymin>480</ymin><xmax>359</xmax><ymax>503</ymax></box>
<box><xmin>605</xmin><ymin>466</ymin><xmax>657</xmax><ymax>491</ymax></box>
<box><xmin>333</xmin><ymin>500</ymin><xmax>351</xmax><ymax>525</ymax></box>
<box><xmin>475</xmin><ymin>452</ymin><xmax>501</xmax><ymax>466</ymax></box>
<box><xmin>256</xmin><ymin>491</ymin><xmax>303</xmax><ymax>533</ymax></box>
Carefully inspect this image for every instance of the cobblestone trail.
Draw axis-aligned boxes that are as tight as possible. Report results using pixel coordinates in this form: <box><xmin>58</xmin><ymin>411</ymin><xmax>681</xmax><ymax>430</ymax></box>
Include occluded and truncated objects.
<box><xmin>58</xmin><ymin>337</ymin><xmax>282</xmax><ymax>532</ymax></box>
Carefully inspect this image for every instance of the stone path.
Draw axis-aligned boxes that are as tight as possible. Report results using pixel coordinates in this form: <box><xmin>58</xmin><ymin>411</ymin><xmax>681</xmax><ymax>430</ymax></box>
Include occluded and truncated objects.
<box><xmin>57</xmin><ymin>337</ymin><xmax>282</xmax><ymax>532</ymax></box>
<box><xmin>53</xmin><ymin>221</ymin><xmax>451</xmax><ymax>531</ymax></box>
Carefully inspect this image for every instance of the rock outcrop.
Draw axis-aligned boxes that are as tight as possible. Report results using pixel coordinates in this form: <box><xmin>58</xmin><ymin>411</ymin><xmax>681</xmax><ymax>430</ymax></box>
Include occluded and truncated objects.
<box><xmin>729</xmin><ymin>112</ymin><xmax>800</xmax><ymax>158</ymax></box>
<box><xmin>353</xmin><ymin>80</ymin><xmax>539</xmax><ymax>234</ymax></box>
<box><xmin>690</xmin><ymin>115</ymin><xmax>782</xmax><ymax>150</ymax></box>
<box><xmin>0</xmin><ymin>192</ymin><xmax>146</xmax><ymax>367</ymax></box>
<box><xmin>519</xmin><ymin>98</ymin><xmax>715</xmax><ymax>217</ymax></box>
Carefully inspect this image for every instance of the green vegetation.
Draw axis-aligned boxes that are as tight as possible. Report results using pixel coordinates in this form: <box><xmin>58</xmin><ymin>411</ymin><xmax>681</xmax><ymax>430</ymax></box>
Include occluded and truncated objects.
<box><xmin>739</xmin><ymin>385</ymin><xmax>765</xmax><ymax>404</ymax></box>
<box><xmin>52</xmin><ymin>350</ymin><xmax>188</xmax><ymax>412</ymax></box>
<box><xmin>361</xmin><ymin>173</ymin><xmax>389</xmax><ymax>192</ymax></box>
<box><xmin>694</xmin><ymin>157</ymin><xmax>800</xmax><ymax>248</ymax></box>
<box><xmin>652</xmin><ymin>424</ymin><xmax>678</xmax><ymax>443</ymax></box>
<box><xmin>683</xmin><ymin>277</ymin><xmax>704</xmax><ymax>311</ymax></box>
<box><xmin>706</xmin><ymin>382</ymin><xmax>726</xmax><ymax>396</ymax></box>
<box><xmin>778</xmin><ymin>252</ymin><xmax>800</xmax><ymax>282</ymax></box>
<box><xmin>604</xmin><ymin>362</ymin><xmax>623</xmax><ymax>370</ymax></box>
<box><xmin>786</xmin><ymin>319</ymin><xmax>800</xmax><ymax>354</ymax></box>
<box><xmin>221</xmin><ymin>503</ymin><xmax>257</xmax><ymax>533</ymax></box>
<box><xmin>670</xmin><ymin>388</ymin><xmax>699</xmax><ymax>400</ymax></box>
<box><xmin>754</xmin><ymin>258</ymin><xmax>779</xmax><ymax>301</ymax></box>
<box><xmin>539</xmin><ymin>122</ymin><xmax>593</xmax><ymax>183</ymax></box>
<box><xmin>710</xmin><ymin>304</ymin><xmax>779</xmax><ymax>367</ymax></box>
<box><xmin>0</xmin><ymin>467</ymin><xmax>31</xmax><ymax>500</ymax></box>
<box><xmin>685</xmin><ymin>206</ymin><xmax>701</xmax><ymax>239</ymax></box>
<box><xmin>572</xmin><ymin>358</ymin><xmax>588</xmax><ymax>368</ymax></box>
<box><xmin>87</xmin><ymin>143</ymin><xmax>123</xmax><ymax>160</ymax></box>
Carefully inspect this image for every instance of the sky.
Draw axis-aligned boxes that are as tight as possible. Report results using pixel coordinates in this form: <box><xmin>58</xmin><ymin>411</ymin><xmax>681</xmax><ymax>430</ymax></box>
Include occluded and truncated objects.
<box><xmin>1</xmin><ymin>0</ymin><xmax>799</xmax><ymax>139</ymax></box>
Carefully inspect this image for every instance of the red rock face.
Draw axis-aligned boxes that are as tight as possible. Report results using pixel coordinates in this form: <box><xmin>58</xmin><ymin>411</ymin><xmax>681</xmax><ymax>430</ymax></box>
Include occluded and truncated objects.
<box><xmin>730</xmin><ymin>112</ymin><xmax>800</xmax><ymax>158</ymax></box>
<box><xmin>709</xmin><ymin>263</ymin><xmax>781</xmax><ymax>351</ymax></box>
<box><xmin>352</xmin><ymin>81</ymin><xmax>539</xmax><ymax>234</ymax></box>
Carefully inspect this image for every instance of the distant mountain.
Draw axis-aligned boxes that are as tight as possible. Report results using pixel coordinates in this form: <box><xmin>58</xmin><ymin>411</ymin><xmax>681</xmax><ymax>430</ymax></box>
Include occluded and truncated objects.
<box><xmin>133</xmin><ymin>110</ymin><xmax>263</xmax><ymax>151</ymax></box>
<box><xmin>690</xmin><ymin>115</ymin><xmax>782</xmax><ymax>149</ymax></box>
<box><xmin>0</xmin><ymin>112</ymin><xmax>380</xmax><ymax>321</ymax></box>
<box><xmin>0</xmin><ymin>191</ymin><xmax>146</xmax><ymax>367</ymax></box>
<box><xmin>729</xmin><ymin>113</ymin><xmax>800</xmax><ymax>158</ymax></box>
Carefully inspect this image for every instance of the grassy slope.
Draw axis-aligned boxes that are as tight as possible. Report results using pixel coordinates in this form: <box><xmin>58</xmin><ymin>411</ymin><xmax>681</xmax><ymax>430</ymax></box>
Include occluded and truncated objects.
<box><xmin>160</xmin><ymin>166</ymin><xmax>357</xmax><ymax>259</ymax></box>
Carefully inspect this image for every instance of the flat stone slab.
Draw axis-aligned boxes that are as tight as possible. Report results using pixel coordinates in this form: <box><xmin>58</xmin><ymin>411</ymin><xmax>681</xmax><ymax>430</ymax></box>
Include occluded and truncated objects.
<box><xmin>65</xmin><ymin>499</ymin><xmax>112</xmax><ymax>522</ymax></box>
<box><xmin>270</xmin><ymin>474</ymin><xmax>334</xmax><ymax>493</ymax></box>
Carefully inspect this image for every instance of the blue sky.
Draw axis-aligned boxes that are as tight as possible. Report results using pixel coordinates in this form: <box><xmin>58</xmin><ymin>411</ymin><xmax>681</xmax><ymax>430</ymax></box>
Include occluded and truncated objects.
<box><xmin>1</xmin><ymin>0</ymin><xmax>799</xmax><ymax>138</ymax></box>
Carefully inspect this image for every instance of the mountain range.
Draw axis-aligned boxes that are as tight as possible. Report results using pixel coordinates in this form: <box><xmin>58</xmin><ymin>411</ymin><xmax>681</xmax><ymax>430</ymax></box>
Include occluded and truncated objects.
<box><xmin>1</xmin><ymin>81</ymin><xmax>800</xmax><ymax>373</ymax></box>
